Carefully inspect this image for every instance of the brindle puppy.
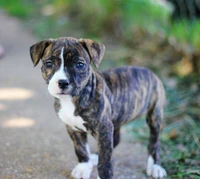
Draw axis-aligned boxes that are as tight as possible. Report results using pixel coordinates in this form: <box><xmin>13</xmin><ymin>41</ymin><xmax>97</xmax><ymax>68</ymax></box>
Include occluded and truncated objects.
<box><xmin>30</xmin><ymin>37</ymin><xmax>167</xmax><ymax>179</ymax></box>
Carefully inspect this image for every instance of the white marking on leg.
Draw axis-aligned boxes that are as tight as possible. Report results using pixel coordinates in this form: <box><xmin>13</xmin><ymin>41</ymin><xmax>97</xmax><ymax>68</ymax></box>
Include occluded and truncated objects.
<box><xmin>86</xmin><ymin>143</ymin><xmax>98</xmax><ymax>166</ymax></box>
<box><xmin>86</xmin><ymin>143</ymin><xmax>99</xmax><ymax>166</ymax></box>
<box><xmin>146</xmin><ymin>155</ymin><xmax>167</xmax><ymax>179</ymax></box>
<box><xmin>71</xmin><ymin>161</ymin><xmax>93</xmax><ymax>179</ymax></box>
<box><xmin>146</xmin><ymin>155</ymin><xmax>154</xmax><ymax>176</ymax></box>
<box><xmin>86</xmin><ymin>143</ymin><xmax>90</xmax><ymax>155</ymax></box>
<box><xmin>90</xmin><ymin>153</ymin><xmax>99</xmax><ymax>166</ymax></box>
<box><xmin>72</xmin><ymin>144</ymin><xmax>97</xmax><ymax>179</ymax></box>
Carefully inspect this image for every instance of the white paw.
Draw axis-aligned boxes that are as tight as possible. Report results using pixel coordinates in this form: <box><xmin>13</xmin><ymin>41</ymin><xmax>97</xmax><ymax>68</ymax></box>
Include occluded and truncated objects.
<box><xmin>97</xmin><ymin>177</ymin><xmax>101</xmax><ymax>179</ymax></box>
<box><xmin>90</xmin><ymin>153</ymin><xmax>99</xmax><ymax>166</ymax></box>
<box><xmin>147</xmin><ymin>164</ymin><xmax>167</xmax><ymax>178</ymax></box>
<box><xmin>146</xmin><ymin>156</ymin><xmax>167</xmax><ymax>178</ymax></box>
<box><xmin>71</xmin><ymin>161</ymin><xmax>93</xmax><ymax>179</ymax></box>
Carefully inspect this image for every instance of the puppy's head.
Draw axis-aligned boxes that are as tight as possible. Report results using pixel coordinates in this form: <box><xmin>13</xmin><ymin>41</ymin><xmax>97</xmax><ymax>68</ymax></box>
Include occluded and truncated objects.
<box><xmin>30</xmin><ymin>37</ymin><xmax>105</xmax><ymax>98</ymax></box>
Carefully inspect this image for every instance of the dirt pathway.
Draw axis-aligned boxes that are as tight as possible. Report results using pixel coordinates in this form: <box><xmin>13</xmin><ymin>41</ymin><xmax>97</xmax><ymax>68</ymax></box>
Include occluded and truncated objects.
<box><xmin>0</xmin><ymin>11</ymin><xmax>149</xmax><ymax>179</ymax></box>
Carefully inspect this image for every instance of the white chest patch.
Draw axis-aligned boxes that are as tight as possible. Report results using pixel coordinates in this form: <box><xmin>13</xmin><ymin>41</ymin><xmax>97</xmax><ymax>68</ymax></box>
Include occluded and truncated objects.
<box><xmin>58</xmin><ymin>96</ymin><xmax>87</xmax><ymax>132</ymax></box>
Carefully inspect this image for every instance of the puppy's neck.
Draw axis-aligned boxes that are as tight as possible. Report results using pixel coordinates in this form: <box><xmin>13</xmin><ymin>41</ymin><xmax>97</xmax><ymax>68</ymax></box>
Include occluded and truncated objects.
<box><xmin>73</xmin><ymin>71</ymin><xmax>97</xmax><ymax>107</ymax></box>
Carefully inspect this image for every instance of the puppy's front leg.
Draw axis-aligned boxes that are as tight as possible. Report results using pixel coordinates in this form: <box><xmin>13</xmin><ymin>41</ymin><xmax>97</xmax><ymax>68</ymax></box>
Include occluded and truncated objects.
<box><xmin>66</xmin><ymin>126</ymin><xmax>93</xmax><ymax>179</ymax></box>
<box><xmin>97</xmin><ymin>118</ymin><xmax>114</xmax><ymax>179</ymax></box>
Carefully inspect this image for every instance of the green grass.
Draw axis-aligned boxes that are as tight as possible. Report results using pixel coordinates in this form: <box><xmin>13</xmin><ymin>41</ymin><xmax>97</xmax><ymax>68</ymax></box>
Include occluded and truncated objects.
<box><xmin>125</xmin><ymin>118</ymin><xmax>200</xmax><ymax>179</ymax></box>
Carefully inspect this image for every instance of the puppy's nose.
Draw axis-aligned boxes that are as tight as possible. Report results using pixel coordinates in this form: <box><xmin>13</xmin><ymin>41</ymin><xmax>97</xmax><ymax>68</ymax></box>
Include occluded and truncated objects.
<box><xmin>58</xmin><ymin>79</ymin><xmax>69</xmax><ymax>90</ymax></box>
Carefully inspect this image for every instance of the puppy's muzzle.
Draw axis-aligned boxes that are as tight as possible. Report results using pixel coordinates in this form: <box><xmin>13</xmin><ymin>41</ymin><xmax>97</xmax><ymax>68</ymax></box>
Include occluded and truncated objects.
<box><xmin>58</xmin><ymin>79</ymin><xmax>69</xmax><ymax>90</ymax></box>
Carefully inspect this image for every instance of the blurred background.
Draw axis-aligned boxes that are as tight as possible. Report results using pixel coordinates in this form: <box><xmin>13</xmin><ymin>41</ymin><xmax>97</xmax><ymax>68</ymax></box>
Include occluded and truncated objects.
<box><xmin>0</xmin><ymin>0</ymin><xmax>200</xmax><ymax>178</ymax></box>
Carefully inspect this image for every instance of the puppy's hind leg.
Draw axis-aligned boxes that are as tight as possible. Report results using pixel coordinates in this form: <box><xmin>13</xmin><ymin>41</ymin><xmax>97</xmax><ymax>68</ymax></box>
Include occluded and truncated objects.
<box><xmin>146</xmin><ymin>104</ymin><xmax>167</xmax><ymax>179</ymax></box>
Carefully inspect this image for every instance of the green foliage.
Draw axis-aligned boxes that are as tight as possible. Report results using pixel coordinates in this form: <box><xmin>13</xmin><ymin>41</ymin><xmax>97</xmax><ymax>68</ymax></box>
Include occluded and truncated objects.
<box><xmin>2</xmin><ymin>0</ymin><xmax>200</xmax><ymax>52</ymax></box>
<box><xmin>48</xmin><ymin>0</ymin><xmax>200</xmax><ymax>53</ymax></box>
<box><xmin>30</xmin><ymin>16</ymin><xmax>69</xmax><ymax>39</ymax></box>
<box><xmin>65</xmin><ymin>0</ymin><xmax>121</xmax><ymax>35</ymax></box>
<box><xmin>0</xmin><ymin>0</ymin><xmax>33</xmax><ymax>18</ymax></box>
<box><xmin>62</xmin><ymin>0</ymin><xmax>171</xmax><ymax>37</ymax></box>
<box><xmin>169</xmin><ymin>20</ymin><xmax>200</xmax><ymax>51</ymax></box>
<box><xmin>120</xmin><ymin>0</ymin><xmax>170</xmax><ymax>36</ymax></box>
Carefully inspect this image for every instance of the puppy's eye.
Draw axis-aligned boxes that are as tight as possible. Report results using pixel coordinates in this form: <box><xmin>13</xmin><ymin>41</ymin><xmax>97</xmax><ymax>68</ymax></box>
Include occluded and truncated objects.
<box><xmin>44</xmin><ymin>61</ymin><xmax>53</xmax><ymax>69</ymax></box>
<box><xmin>76</xmin><ymin>62</ymin><xmax>85</xmax><ymax>69</ymax></box>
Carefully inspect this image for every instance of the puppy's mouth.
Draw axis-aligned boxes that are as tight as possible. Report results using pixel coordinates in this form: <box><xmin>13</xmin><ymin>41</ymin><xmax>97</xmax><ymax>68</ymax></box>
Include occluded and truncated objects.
<box><xmin>56</xmin><ymin>85</ymin><xmax>74</xmax><ymax>97</ymax></box>
<box><xmin>57</xmin><ymin>87</ymin><xmax>81</xmax><ymax>97</ymax></box>
<box><xmin>57</xmin><ymin>91</ymin><xmax>67</xmax><ymax>95</ymax></box>
<box><xmin>56</xmin><ymin>87</ymin><xmax>71</xmax><ymax>95</ymax></box>
<box><xmin>57</xmin><ymin>92</ymin><xmax>66</xmax><ymax>95</ymax></box>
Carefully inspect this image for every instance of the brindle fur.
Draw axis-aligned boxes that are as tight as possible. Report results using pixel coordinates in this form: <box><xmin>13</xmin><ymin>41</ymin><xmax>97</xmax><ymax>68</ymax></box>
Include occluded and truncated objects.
<box><xmin>30</xmin><ymin>37</ymin><xmax>165</xmax><ymax>179</ymax></box>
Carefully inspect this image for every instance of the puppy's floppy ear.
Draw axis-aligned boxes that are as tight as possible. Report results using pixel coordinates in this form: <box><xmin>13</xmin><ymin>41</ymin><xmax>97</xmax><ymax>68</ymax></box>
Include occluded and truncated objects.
<box><xmin>30</xmin><ymin>39</ymin><xmax>53</xmax><ymax>67</ymax></box>
<box><xmin>79</xmin><ymin>38</ymin><xmax>105</xmax><ymax>68</ymax></box>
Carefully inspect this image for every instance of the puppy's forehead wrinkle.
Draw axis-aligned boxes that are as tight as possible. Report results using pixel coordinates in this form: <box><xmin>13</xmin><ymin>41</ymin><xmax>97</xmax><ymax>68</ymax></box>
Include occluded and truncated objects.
<box><xmin>63</xmin><ymin>48</ymin><xmax>86</xmax><ymax>62</ymax></box>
